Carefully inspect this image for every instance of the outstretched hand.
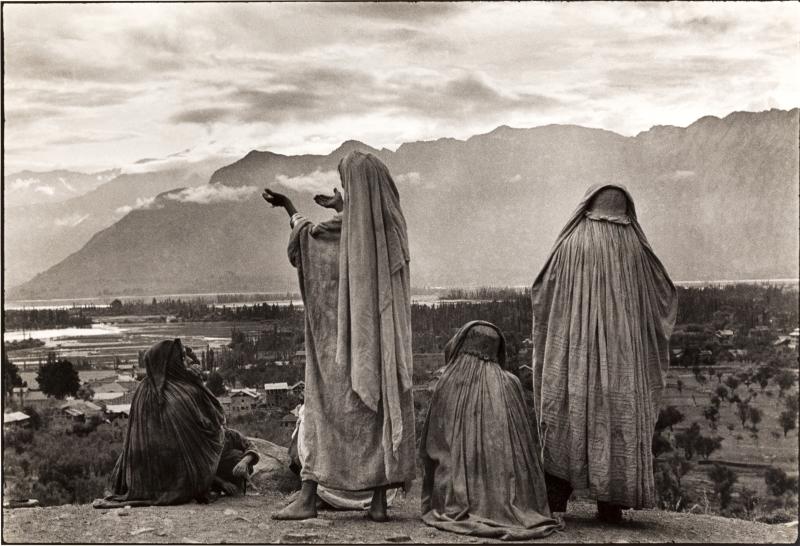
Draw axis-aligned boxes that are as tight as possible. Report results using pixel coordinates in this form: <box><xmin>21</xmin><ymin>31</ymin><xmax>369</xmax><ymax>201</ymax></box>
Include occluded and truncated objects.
<box><xmin>262</xmin><ymin>188</ymin><xmax>289</xmax><ymax>208</ymax></box>
<box><xmin>313</xmin><ymin>187</ymin><xmax>343</xmax><ymax>212</ymax></box>
<box><xmin>262</xmin><ymin>188</ymin><xmax>298</xmax><ymax>217</ymax></box>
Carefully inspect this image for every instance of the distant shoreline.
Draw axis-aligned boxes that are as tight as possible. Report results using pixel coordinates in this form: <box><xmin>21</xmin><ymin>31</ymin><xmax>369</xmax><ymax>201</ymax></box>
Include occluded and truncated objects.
<box><xmin>4</xmin><ymin>278</ymin><xmax>798</xmax><ymax>310</ymax></box>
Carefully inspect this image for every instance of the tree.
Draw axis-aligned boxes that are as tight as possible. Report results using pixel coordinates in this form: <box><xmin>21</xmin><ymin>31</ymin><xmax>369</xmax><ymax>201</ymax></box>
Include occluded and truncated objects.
<box><xmin>708</xmin><ymin>464</ymin><xmax>737</xmax><ymax>509</ymax></box>
<box><xmin>715</xmin><ymin>385</ymin><xmax>729</xmax><ymax>402</ymax></box>
<box><xmin>675</xmin><ymin>422</ymin><xmax>702</xmax><ymax>460</ymax></box>
<box><xmin>656</xmin><ymin>406</ymin><xmax>685</xmax><ymax>432</ymax></box>
<box><xmin>36</xmin><ymin>359</ymin><xmax>80</xmax><ymax>399</ymax></box>
<box><xmin>206</xmin><ymin>371</ymin><xmax>226</xmax><ymax>397</ymax></box>
<box><xmin>764</xmin><ymin>466</ymin><xmax>798</xmax><ymax>497</ymax></box>
<box><xmin>652</xmin><ymin>433</ymin><xmax>673</xmax><ymax>457</ymax></box>
<box><xmin>736</xmin><ymin>399</ymin><xmax>750</xmax><ymax>428</ymax></box>
<box><xmin>76</xmin><ymin>383</ymin><xmax>94</xmax><ymax>401</ymax></box>
<box><xmin>2</xmin><ymin>353</ymin><xmax>23</xmax><ymax>399</ymax></box>
<box><xmin>696</xmin><ymin>435</ymin><xmax>723</xmax><ymax>460</ymax></box>
<box><xmin>779</xmin><ymin>410</ymin><xmax>796</xmax><ymax>438</ymax></box>
<box><xmin>784</xmin><ymin>392</ymin><xmax>799</xmax><ymax>414</ymax></box>
<box><xmin>748</xmin><ymin>406</ymin><xmax>762</xmax><ymax>431</ymax></box>
<box><xmin>703</xmin><ymin>405</ymin><xmax>720</xmax><ymax>430</ymax></box>
<box><xmin>725</xmin><ymin>375</ymin><xmax>740</xmax><ymax>392</ymax></box>
<box><xmin>676</xmin><ymin>379</ymin><xmax>684</xmax><ymax>394</ymax></box>
<box><xmin>775</xmin><ymin>370</ymin><xmax>796</xmax><ymax>397</ymax></box>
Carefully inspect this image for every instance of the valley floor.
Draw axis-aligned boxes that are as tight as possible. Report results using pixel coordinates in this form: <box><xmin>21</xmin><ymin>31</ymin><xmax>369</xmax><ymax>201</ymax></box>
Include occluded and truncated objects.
<box><xmin>3</xmin><ymin>484</ymin><xmax>797</xmax><ymax>544</ymax></box>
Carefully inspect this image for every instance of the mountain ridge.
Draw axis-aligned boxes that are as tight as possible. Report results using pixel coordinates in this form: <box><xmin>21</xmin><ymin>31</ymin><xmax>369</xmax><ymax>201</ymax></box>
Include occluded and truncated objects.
<box><xmin>6</xmin><ymin>108</ymin><xmax>799</xmax><ymax>300</ymax></box>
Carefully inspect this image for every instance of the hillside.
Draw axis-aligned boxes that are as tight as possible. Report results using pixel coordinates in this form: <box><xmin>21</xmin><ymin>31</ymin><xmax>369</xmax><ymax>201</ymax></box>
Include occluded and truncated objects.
<box><xmin>8</xmin><ymin>108</ymin><xmax>799</xmax><ymax>299</ymax></box>
<box><xmin>3</xmin><ymin>488</ymin><xmax>797</xmax><ymax>544</ymax></box>
<box><xmin>3</xmin><ymin>161</ymin><xmax>225</xmax><ymax>288</ymax></box>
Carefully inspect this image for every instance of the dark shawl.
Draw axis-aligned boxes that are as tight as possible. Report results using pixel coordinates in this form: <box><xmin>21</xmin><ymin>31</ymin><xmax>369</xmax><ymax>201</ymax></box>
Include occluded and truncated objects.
<box><xmin>95</xmin><ymin>339</ymin><xmax>225</xmax><ymax>508</ymax></box>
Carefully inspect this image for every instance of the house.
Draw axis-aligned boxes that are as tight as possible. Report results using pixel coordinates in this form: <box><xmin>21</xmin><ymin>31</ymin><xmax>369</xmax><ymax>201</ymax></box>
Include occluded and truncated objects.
<box><xmin>263</xmin><ymin>382</ymin><xmax>290</xmax><ymax>407</ymax></box>
<box><xmin>281</xmin><ymin>413</ymin><xmax>299</xmax><ymax>429</ymax></box>
<box><xmin>727</xmin><ymin>349</ymin><xmax>749</xmax><ymax>360</ymax></box>
<box><xmin>104</xmin><ymin>404</ymin><xmax>131</xmax><ymax>427</ymax></box>
<box><xmin>218</xmin><ymin>396</ymin><xmax>232</xmax><ymax>413</ymax></box>
<box><xmin>255</xmin><ymin>350</ymin><xmax>279</xmax><ymax>362</ymax></box>
<box><xmin>12</xmin><ymin>388</ymin><xmax>50</xmax><ymax>408</ymax></box>
<box><xmin>670</xmin><ymin>348</ymin><xmax>685</xmax><ymax>366</ymax></box>
<box><xmin>289</xmin><ymin>381</ymin><xmax>305</xmax><ymax>397</ymax></box>
<box><xmin>291</xmin><ymin>351</ymin><xmax>307</xmax><ymax>367</ymax></box>
<box><xmin>229</xmin><ymin>388</ymin><xmax>260</xmax><ymax>414</ymax></box>
<box><xmin>93</xmin><ymin>381</ymin><xmax>136</xmax><ymax>403</ymax></box>
<box><xmin>3</xmin><ymin>412</ymin><xmax>31</xmax><ymax>429</ymax></box>
<box><xmin>715</xmin><ymin>329</ymin><xmax>735</xmax><ymax>346</ymax></box>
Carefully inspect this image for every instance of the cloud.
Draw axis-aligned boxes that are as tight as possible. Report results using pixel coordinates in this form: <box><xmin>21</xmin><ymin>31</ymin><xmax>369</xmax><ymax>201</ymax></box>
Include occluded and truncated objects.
<box><xmin>671</xmin><ymin>15</ymin><xmax>733</xmax><ymax>34</ymax></box>
<box><xmin>163</xmin><ymin>183</ymin><xmax>258</xmax><ymax>204</ymax></box>
<box><xmin>9</xmin><ymin>177</ymin><xmax>41</xmax><ymax>191</ymax></box>
<box><xmin>34</xmin><ymin>185</ymin><xmax>55</xmax><ymax>196</ymax></box>
<box><xmin>114</xmin><ymin>196</ymin><xmax>157</xmax><ymax>215</ymax></box>
<box><xmin>507</xmin><ymin>174</ymin><xmax>522</xmax><ymax>183</ymax></box>
<box><xmin>53</xmin><ymin>213</ymin><xmax>90</xmax><ymax>227</ymax></box>
<box><xmin>274</xmin><ymin>170</ymin><xmax>341</xmax><ymax>195</ymax></box>
<box><xmin>396</xmin><ymin>172</ymin><xmax>422</xmax><ymax>186</ymax></box>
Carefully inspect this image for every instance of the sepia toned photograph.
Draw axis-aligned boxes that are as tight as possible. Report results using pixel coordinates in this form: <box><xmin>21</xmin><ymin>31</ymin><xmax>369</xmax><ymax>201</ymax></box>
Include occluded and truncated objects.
<box><xmin>2</xmin><ymin>1</ymin><xmax>798</xmax><ymax>543</ymax></box>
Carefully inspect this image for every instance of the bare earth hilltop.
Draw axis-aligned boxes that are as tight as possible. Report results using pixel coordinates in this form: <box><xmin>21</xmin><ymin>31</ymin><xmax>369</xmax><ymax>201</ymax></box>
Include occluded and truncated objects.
<box><xmin>3</xmin><ymin>486</ymin><xmax>797</xmax><ymax>544</ymax></box>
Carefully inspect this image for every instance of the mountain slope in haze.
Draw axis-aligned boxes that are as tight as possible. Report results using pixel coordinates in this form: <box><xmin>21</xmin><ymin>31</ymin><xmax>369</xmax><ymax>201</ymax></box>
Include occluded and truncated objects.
<box><xmin>8</xmin><ymin>108</ymin><xmax>799</xmax><ymax>300</ymax></box>
<box><xmin>2</xmin><ymin>158</ymin><xmax>230</xmax><ymax>287</ymax></box>
<box><xmin>3</xmin><ymin>169</ymin><xmax>120</xmax><ymax>207</ymax></box>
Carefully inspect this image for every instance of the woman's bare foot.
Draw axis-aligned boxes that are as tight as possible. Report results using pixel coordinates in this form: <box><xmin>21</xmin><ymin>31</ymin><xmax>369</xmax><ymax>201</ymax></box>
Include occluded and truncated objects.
<box><xmin>272</xmin><ymin>480</ymin><xmax>318</xmax><ymax>520</ymax></box>
<box><xmin>366</xmin><ymin>486</ymin><xmax>388</xmax><ymax>522</ymax></box>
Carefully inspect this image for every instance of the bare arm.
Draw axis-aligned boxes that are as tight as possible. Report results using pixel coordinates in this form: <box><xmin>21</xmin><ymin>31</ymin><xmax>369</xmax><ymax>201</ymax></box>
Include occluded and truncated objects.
<box><xmin>262</xmin><ymin>188</ymin><xmax>298</xmax><ymax>218</ymax></box>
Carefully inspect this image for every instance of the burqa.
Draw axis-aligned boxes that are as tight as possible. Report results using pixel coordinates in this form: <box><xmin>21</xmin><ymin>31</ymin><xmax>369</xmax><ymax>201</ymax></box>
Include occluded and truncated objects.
<box><xmin>531</xmin><ymin>185</ymin><xmax>678</xmax><ymax>510</ymax></box>
<box><xmin>419</xmin><ymin>321</ymin><xmax>563</xmax><ymax>540</ymax></box>
<box><xmin>94</xmin><ymin>339</ymin><xmax>226</xmax><ymax>508</ymax></box>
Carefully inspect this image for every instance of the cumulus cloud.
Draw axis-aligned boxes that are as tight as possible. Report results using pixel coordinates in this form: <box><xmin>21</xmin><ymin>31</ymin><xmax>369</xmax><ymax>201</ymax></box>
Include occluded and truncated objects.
<box><xmin>164</xmin><ymin>183</ymin><xmax>258</xmax><ymax>204</ymax></box>
<box><xmin>114</xmin><ymin>196</ymin><xmax>157</xmax><ymax>215</ymax></box>
<box><xmin>9</xmin><ymin>177</ymin><xmax>40</xmax><ymax>191</ymax></box>
<box><xmin>34</xmin><ymin>185</ymin><xmax>55</xmax><ymax>196</ymax></box>
<box><xmin>3</xmin><ymin>2</ymin><xmax>799</xmax><ymax>172</ymax></box>
<box><xmin>53</xmin><ymin>213</ymin><xmax>90</xmax><ymax>227</ymax></box>
<box><xmin>275</xmin><ymin>170</ymin><xmax>341</xmax><ymax>195</ymax></box>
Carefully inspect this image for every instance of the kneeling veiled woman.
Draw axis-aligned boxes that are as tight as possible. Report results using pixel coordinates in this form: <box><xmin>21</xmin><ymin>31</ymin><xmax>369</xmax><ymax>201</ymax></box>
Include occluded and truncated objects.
<box><xmin>94</xmin><ymin>339</ymin><xmax>226</xmax><ymax>508</ymax></box>
<box><xmin>419</xmin><ymin>321</ymin><xmax>563</xmax><ymax>540</ymax></box>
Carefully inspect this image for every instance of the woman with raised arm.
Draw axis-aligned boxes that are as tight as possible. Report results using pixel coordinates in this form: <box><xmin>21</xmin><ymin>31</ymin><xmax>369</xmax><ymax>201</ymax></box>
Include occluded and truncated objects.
<box><xmin>93</xmin><ymin>339</ymin><xmax>226</xmax><ymax>508</ymax></box>
<box><xmin>262</xmin><ymin>150</ymin><xmax>415</xmax><ymax>522</ymax></box>
<box><xmin>419</xmin><ymin>321</ymin><xmax>563</xmax><ymax>540</ymax></box>
<box><xmin>531</xmin><ymin>185</ymin><xmax>677</xmax><ymax>523</ymax></box>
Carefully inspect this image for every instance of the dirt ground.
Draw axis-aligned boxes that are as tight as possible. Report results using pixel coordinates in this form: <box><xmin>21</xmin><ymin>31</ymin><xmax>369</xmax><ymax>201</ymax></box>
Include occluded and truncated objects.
<box><xmin>2</xmin><ymin>484</ymin><xmax>797</xmax><ymax>544</ymax></box>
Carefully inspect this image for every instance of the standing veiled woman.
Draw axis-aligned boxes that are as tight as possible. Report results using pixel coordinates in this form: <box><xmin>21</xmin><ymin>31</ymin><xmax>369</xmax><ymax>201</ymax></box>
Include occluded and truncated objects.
<box><xmin>264</xmin><ymin>150</ymin><xmax>415</xmax><ymax>521</ymax></box>
<box><xmin>93</xmin><ymin>339</ymin><xmax>226</xmax><ymax>508</ymax></box>
<box><xmin>419</xmin><ymin>321</ymin><xmax>562</xmax><ymax>540</ymax></box>
<box><xmin>531</xmin><ymin>185</ymin><xmax>677</xmax><ymax>522</ymax></box>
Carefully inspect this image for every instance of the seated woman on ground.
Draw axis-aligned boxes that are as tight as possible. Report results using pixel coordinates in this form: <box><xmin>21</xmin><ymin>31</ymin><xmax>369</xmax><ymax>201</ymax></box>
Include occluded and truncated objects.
<box><xmin>419</xmin><ymin>321</ymin><xmax>563</xmax><ymax>540</ymax></box>
<box><xmin>93</xmin><ymin>339</ymin><xmax>226</xmax><ymax>509</ymax></box>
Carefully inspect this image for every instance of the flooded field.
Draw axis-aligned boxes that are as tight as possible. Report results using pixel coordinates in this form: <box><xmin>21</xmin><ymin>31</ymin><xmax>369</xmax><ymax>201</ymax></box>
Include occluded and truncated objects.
<box><xmin>4</xmin><ymin>319</ymin><xmax>273</xmax><ymax>371</ymax></box>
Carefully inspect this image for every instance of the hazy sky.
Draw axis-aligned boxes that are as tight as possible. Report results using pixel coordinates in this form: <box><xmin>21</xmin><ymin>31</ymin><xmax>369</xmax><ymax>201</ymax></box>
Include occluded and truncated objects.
<box><xmin>3</xmin><ymin>1</ymin><xmax>799</xmax><ymax>173</ymax></box>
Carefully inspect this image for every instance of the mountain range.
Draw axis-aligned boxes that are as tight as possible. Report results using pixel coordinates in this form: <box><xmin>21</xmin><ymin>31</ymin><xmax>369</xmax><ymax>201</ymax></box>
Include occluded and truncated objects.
<box><xmin>6</xmin><ymin>108</ymin><xmax>799</xmax><ymax>300</ymax></box>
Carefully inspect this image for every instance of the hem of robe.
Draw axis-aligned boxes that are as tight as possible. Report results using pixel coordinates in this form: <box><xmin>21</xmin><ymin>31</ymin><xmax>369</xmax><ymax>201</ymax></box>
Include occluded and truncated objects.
<box><xmin>298</xmin><ymin>471</ymin><xmax>409</xmax><ymax>493</ymax></box>
<box><xmin>421</xmin><ymin>511</ymin><xmax>563</xmax><ymax>541</ymax></box>
<box><xmin>542</xmin><ymin>466</ymin><xmax>654</xmax><ymax>510</ymax></box>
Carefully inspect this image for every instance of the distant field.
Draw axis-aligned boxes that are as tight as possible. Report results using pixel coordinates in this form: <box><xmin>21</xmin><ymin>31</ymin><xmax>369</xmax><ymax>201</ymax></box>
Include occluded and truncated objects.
<box><xmin>661</xmin><ymin>367</ymin><xmax>798</xmax><ymax>502</ymax></box>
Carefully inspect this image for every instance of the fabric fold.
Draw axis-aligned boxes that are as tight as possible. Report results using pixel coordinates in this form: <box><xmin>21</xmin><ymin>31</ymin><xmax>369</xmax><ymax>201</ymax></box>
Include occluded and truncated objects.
<box><xmin>531</xmin><ymin>184</ymin><xmax>677</xmax><ymax>509</ymax></box>
<box><xmin>335</xmin><ymin>151</ymin><xmax>413</xmax><ymax>463</ymax></box>
<box><xmin>420</xmin><ymin>321</ymin><xmax>562</xmax><ymax>540</ymax></box>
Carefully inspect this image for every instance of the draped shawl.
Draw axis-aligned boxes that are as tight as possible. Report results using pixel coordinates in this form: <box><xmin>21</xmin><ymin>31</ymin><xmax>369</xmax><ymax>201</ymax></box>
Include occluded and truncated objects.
<box><xmin>95</xmin><ymin>339</ymin><xmax>225</xmax><ymax>508</ymax></box>
<box><xmin>289</xmin><ymin>207</ymin><xmax>415</xmax><ymax>490</ymax></box>
<box><xmin>420</xmin><ymin>321</ymin><xmax>562</xmax><ymax>540</ymax></box>
<box><xmin>531</xmin><ymin>184</ymin><xmax>677</xmax><ymax>508</ymax></box>
<box><xmin>335</xmin><ymin>151</ymin><xmax>413</xmax><ymax>465</ymax></box>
